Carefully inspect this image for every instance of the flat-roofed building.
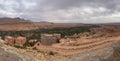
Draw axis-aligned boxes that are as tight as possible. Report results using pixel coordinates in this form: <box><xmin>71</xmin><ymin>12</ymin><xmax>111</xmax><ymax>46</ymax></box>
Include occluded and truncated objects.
<box><xmin>4</xmin><ymin>36</ymin><xmax>15</xmax><ymax>45</ymax></box>
<box><xmin>41</xmin><ymin>34</ymin><xmax>61</xmax><ymax>45</ymax></box>
<box><xmin>15</xmin><ymin>36</ymin><xmax>26</xmax><ymax>46</ymax></box>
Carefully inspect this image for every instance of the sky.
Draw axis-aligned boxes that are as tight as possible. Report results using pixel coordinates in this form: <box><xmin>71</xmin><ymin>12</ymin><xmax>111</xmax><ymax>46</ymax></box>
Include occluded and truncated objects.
<box><xmin>0</xmin><ymin>0</ymin><xmax>120</xmax><ymax>23</ymax></box>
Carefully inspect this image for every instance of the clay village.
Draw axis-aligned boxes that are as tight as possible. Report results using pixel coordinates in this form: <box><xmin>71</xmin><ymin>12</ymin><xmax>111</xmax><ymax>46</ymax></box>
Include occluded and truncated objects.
<box><xmin>0</xmin><ymin>25</ymin><xmax>120</xmax><ymax>59</ymax></box>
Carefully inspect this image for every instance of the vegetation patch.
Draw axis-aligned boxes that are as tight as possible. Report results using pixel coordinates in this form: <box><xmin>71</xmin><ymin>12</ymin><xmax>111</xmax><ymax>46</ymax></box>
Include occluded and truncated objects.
<box><xmin>14</xmin><ymin>45</ymin><xmax>26</xmax><ymax>49</ymax></box>
<box><xmin>0</xmin><ymin>25</ymin><xmax>99</xmax><ymax>39</ymax></box>
<box><xmin>48</xmin><ymin>51</ymin><xmax>55</xmax><ymax>55</ymax></box>
<box><xmin>32</xmin><ymin>47</ymin><xmax>38</xmax><ymax>50</ymax></box>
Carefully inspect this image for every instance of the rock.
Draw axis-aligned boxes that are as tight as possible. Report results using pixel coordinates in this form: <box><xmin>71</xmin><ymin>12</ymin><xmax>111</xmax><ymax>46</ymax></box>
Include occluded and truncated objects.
<box><xmin>0</xmin><ymin>47</ymin><xmax>21</xmax><ymax>61</ymax></box>
<box><xmin>0</xmin><ymin>41</ymin><xmax>43</xmax><ymax>61</ymax></box>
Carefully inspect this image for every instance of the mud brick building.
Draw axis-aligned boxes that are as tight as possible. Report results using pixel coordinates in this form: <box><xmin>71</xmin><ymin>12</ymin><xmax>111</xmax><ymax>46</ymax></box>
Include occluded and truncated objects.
<box><xmin>15</xmin><ymin>36</ymin><xmax>26</xmax><ymax>46</ymax></box>
<box><xmin>4</xmin><ymin>36</ymin><xmax>15</xmax><ymax>45</ymax></box>
<box><xmin>41</xmin><ymin>34</ymin><xmax>61</xmax><ymax>45</ymax></box>
<box><xmin>4</xmin><ymin>36</ymin><xmax>26</xmax><ymax>46</ymax></box>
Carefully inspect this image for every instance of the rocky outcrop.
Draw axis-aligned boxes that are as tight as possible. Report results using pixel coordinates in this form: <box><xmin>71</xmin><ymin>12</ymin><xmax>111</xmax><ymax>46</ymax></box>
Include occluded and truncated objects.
<box><xmin>0</xmin><ymin>41</ymin><xmax>42</xmax><ymax>61</ymax></box>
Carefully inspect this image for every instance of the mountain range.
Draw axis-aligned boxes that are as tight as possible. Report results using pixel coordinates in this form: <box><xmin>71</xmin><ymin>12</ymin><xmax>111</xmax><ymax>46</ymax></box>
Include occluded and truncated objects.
<box><xmin>0</xmin><ymin>17</ymin><xmax>84</xmax><ymax>31</ymax></box>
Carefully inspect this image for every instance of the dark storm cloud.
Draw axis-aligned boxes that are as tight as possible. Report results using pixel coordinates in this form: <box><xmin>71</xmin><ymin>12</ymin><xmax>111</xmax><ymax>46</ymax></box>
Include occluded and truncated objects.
<box><xmin>0</xmin><ymin>0</ymin><xmax>120</xmax><ymax>23</ymax></box>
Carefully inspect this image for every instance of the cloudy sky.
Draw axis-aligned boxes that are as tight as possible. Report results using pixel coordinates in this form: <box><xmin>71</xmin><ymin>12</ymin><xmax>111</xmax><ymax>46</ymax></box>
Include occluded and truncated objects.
<box><xmin>0</xmin><ymin>0</ymin><xmax>120</xmax><ymax>23</ymax></box>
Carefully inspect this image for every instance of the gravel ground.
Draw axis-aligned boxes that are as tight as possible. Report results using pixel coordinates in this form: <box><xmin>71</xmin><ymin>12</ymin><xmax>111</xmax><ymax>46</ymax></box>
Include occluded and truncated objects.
<box><xmin>49</xmin><ymin>41</ymin><xmax>120</xmax><ymax>61</ymax></box>
<box><xmin>48</xmin><ymin>46</ymin><xmax>114</xmax><ymax>61</ymax></box>
<box><xmin>101</xmin><ymin>41</ymin><xmax>120</xmax><ymax>61</ymax></box>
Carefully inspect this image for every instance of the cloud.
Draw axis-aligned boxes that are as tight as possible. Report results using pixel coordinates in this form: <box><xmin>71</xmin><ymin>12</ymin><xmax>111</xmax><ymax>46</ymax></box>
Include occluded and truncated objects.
<box><xmin>0</xmin><ymin>0</ymin><xmax>120</xmax><ymax>23</ymax></box>
<box><xmin>0</xmin><ymin>0</ymin><xmax>37</xmax><ymax>18</ymax></box>
<box><xmin>42</xmin><ymin>6</ymin><xmax>113</xmax><ymax>23</ymax></box>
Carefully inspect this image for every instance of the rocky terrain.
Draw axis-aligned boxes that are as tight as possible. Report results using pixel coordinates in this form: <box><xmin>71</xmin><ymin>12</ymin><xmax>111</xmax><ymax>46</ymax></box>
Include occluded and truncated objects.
<box><xmin>0</xmin><ymin>39</ymin><xmax>41</xmax><ymax>61</ymax></box>
<box><xmin>0</xmin><ymin>36</ymin><xmax>120</xmax><ymax>61</ymax></box>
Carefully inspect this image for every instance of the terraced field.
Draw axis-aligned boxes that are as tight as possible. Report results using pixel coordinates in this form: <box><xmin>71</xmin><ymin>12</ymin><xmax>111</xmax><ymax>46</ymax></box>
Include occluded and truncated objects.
<box><xmin>36</xmin><ymin>36</ymin><xmax>120</xmax><ymax>56</ymax></box>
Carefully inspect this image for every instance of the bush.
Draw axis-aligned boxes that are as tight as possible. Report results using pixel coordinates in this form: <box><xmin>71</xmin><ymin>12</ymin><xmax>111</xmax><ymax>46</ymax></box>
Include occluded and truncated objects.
<box><xmin>14</xmin><ymin>45</ymin><xmax>26</xmax><ymax>49</ymax></box>
<box><xmin>37</xmin><ymin>50</ymin><xmax>44</xmax><ymax>53</ymax></box>
<box><xmin>23</xmin><ymin>41</ymin><xmax>37</xmax><ymax>47</ymax></box>
<box><xmin>48</xmin><ymin>51</ymin><xmax>55</xmax><ymax>55</ymax></box>
<box><xmin>5</xmin><ymin>43</ymin><xmax>9</xmax><ymax>45</ymax></box>
<box><xmin>32</xmin><ymin>47</ymin><xmax>38</xmax><ymax>50</ymax></box>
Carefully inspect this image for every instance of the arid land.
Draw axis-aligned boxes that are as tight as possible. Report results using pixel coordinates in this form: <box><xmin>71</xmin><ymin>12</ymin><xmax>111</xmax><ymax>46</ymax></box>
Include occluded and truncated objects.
<box><xmin>0</xmin><ymin>18</ymin><xmax>120</xmax><ymax>61</ymax></box>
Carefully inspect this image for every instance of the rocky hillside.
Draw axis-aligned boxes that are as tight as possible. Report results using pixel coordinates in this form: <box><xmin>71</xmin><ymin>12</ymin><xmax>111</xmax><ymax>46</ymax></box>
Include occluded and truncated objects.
<box><xmin>0</xmin><ymin>18</ymin><xmax>38</xmax><ymax>31</ymax></box>
<box><xmin>0</xmin><ymin>39</ymin><xmax>41</xmax><ymax>61</ymax></box>
<box><xmin>0</xmin><ymin>17</ymin><xmax>30</xmax><ymax>23</ymax></box>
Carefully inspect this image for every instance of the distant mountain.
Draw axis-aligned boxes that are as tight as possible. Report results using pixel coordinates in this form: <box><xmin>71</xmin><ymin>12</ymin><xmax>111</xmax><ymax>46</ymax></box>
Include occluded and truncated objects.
<box><xmin>0</xmin><ymin>17</ymin><xmax>38</xmax><ymax>31</ymax></box>
<box><xmin>0</xmin><ymin>17</ymin><xmax>84</xmax><ymax>31</ymax></box>
<box><xmin>0</xmin><ymin>17</ymin><xmax>30</xmax><ymax>23</ymax></box>
<box><xmin>39</xmin><ymin>21</ymin><xmax>52</xmax><ymax>23</ymax></box>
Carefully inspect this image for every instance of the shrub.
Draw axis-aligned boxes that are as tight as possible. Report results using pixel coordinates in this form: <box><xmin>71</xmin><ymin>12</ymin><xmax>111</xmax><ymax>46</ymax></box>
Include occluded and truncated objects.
<box><xmin>37</xmin><ymin>50</ymin><xmax>44</xmax><ymax>53</ymax></box>
<box><xmin>5</xmin><ymin>43</ymin><xmax>9</xmax><ymax>45</ymax></box>
<box><xmin>48</xmin><ymin>51</ymin><xmax>55</xmax><ymax>55</ymax></box>
<box><xmin>32</xmin><ymin>47</ymin><xmax>38</xmax><ymax>50</ymax></box>
<box><xmin>14</xmin><ymin>45</ymin><xmax>26</xmax><ymax>49</ymax></box>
